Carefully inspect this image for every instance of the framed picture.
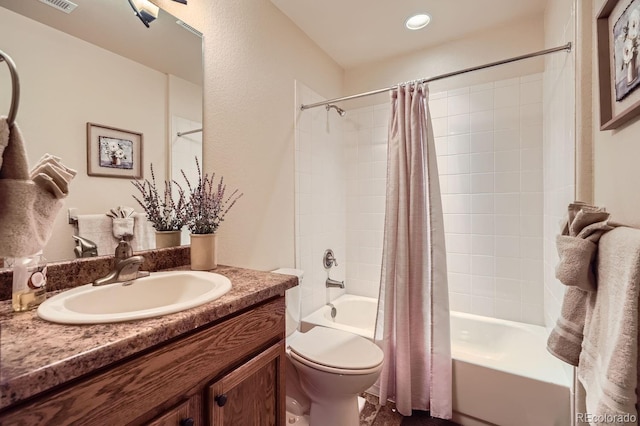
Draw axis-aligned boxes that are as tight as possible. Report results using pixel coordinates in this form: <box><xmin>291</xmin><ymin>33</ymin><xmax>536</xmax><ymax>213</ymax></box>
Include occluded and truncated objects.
<box><xmin>86</xmin><ymin>123</ymin><xmax>143</xmax><ymax>178</ymax></box>
<box><xmin>597</xmin><ymin>0</ymin><xmax>640</xmax><ymax>130</ymax></box>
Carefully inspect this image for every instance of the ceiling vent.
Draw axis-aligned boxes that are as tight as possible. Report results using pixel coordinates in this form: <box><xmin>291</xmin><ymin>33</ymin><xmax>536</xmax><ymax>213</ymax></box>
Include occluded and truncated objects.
<box><xmin>176</xmin><ymin>20</ymin><xmax>202</xmax><ymax>38</ymax></box>
<box><xmin>38</xmin><ymin>0</ymin><xmax>78</xmax><ymax>14</ymax></box>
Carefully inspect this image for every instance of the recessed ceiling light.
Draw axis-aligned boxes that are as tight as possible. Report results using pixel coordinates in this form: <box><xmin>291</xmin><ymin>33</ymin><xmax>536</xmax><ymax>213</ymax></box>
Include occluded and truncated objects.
<box><xmin>405</xmin><ymin>13</ymin><xmax>431</xmax><ymax>30</ymax></box>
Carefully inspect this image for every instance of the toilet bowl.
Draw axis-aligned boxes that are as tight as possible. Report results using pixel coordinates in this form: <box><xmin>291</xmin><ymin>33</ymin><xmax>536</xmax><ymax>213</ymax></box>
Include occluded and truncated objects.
<box><xmin>272</xmin><ymin>268</ymin><xmax>384</xmax><ymax>426</ymax></box>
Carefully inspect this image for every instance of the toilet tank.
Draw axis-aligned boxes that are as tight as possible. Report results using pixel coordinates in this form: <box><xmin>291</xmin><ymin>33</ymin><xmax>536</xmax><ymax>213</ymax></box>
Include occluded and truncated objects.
<box><xmin>271</xmin><ymin>268</ymin><xmax>303</xmax><ymax>337</ymax></box>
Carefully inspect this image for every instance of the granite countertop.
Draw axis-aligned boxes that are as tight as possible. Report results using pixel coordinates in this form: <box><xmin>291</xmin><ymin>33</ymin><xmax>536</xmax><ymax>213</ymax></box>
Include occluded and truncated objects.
<box><xmin>0</xmin><ymin>265</ymin><xmax>297</xmax><ymax>411</ymax></box>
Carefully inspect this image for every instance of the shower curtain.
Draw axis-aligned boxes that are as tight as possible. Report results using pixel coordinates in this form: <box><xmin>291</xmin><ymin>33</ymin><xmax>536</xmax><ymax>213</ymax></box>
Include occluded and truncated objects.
<box><xmin>374</xmin><ymin>82</ymin><xmax>452</xmax><ymax>419</ymax></box>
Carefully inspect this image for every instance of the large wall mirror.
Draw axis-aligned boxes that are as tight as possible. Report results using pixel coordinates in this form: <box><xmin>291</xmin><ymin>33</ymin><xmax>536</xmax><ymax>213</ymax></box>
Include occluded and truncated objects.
<box><xmin>0</xmin><ymin>0</ymin><xmax>203</xmax><ymax>263</ymax></box>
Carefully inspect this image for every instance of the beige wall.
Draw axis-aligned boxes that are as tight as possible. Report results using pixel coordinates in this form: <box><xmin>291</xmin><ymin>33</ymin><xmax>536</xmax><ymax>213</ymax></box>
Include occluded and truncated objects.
<box><xmin>344</xmin><ymin>15</ymin><xmax>546</xmax><ymax>108</ymax></box>
<box><xmin>592</xmin><ymin>0</ymin><xmax>640</xmax><ymax>227</ymax></box>
<box><xmin>201</xmin><ymin>0</ymin><xmax>343</xmax><ymax>270</ymax></box>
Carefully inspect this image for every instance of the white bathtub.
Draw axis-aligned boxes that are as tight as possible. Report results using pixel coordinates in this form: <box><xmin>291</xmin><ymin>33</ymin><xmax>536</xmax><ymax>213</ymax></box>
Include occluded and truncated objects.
<box><xmin>301</xmin><ymin>294</ymin><xmax>571</xmax><ymax>426</ymax></box>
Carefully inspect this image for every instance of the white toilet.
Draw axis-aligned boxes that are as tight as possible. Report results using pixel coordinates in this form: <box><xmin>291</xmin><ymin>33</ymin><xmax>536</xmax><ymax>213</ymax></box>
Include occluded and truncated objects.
<box><xmin>273</xmin><ymin>268</ymin><xmax>384</xmax><ymax>426</ymax></box>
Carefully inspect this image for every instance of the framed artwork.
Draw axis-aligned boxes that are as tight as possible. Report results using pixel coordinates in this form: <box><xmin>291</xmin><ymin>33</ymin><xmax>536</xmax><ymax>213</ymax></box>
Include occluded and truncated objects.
<box><xmin>86</xmin><ymin>123</ymin><xmax>143</xmax><ymax>178</ymax></box>
<box><xmin>597</xmin><ymin>0</ymin><xmax>640</xmax><ymax>130</ymax></box>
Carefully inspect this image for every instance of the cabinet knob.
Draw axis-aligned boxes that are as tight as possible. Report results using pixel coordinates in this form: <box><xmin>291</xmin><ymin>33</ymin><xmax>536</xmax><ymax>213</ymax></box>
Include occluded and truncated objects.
<box><xmin>215</xmin><ymin>394</ymin><xmax>228</xmax><ymax>407</ymax></box>
<box><xmin>180</xmin><ymin>418</ymin><xmax>194</xmax><ymax>426</ymax></box>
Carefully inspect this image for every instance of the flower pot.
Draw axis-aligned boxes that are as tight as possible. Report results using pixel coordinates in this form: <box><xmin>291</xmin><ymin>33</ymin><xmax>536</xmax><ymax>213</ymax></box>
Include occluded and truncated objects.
<box><xmin>190</xmin><ymin>233</ymin><xmax>217</xmax><ymax>270</ymax></box>
<box><xmin>155</xmin><ymin>230</ymin><xmax>181</xmax><ymax>249</ymax></box>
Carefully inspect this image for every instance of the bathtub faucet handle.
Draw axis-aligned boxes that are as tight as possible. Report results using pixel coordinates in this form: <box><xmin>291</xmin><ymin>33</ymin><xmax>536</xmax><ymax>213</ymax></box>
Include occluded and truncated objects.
<box><xmin>323</xmin><ymin>249</ymin><xmax>338</xmax><ymax>269</ymax></box>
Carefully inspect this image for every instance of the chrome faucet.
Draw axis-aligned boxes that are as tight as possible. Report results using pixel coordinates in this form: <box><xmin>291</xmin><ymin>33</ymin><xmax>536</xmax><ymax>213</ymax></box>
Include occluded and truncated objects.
<box><xmin>325</xmin><ymin>277</ymin><xmax>345</xmax><ymax>289</ymax></box>
<box><xmin>93</xmin><ymin>239</ymin><xmax>149</xmax><ymax>286</ymax></box>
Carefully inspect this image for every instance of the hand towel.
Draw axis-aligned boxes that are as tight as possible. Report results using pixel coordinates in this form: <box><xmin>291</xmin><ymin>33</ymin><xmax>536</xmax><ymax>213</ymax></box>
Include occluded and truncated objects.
<box><xmin>76</xmin><ymin>214</ymin><xmax>117</xmax><ymax>256</ymax></box>
<box><xmin>546</xmin><ymin>286</ymin><xmax>587</xmax><ymax>366</ymax></box>
<box><xmin>548</xmin><ymin>202</ymin><xmax>613</xmax><ymax>366</ymax></box>
<box><xmin>578</xmin><ymin>226</ymin><xmax>640</xmax><ymax>424</ymax></box>
<box><xmin>555</xmin><ymin>204</ymin><xmax>613</xmax><ymax>292</ymax></box>
<box><xmin>0</xmin><ymin>119</ymin><xmax>63</xmax><ymax>257</ymax></box>
<box><xmin>29</xmin><ymin>161</ymin><xmax>76</xmax><ymax>198</ymax></box>
<box><xmin>133</xmin><ymin>213</ymin><xmax>155</xmax><ymax>251</ymax></box>
<box><xmin>106</xmin><ymin>206</ymin><xmax>135</xmax><ymax>239</ymax></box>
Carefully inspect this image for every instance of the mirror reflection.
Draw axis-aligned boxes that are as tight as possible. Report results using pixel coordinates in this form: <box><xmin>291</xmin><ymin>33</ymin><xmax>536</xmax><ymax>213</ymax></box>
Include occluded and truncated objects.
<box><xmin>0</xmin><ymin>0</ymin><xmax>203</xmax><ymax>263</ymax></box>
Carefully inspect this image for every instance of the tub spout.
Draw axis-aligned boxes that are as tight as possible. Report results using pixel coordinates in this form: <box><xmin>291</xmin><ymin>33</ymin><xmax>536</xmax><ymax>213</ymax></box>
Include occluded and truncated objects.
<box><xmin>326</xmin><ymin>278</ymin><xmax>344</xmax><ymax>289</ymax></box>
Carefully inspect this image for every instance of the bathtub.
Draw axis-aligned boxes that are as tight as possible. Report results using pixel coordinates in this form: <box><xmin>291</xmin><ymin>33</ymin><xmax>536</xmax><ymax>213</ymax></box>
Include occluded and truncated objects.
<box><xmin>301</xmin><ymin>294</ymin><xmax>571</xmax><ymax>426</ymax></box>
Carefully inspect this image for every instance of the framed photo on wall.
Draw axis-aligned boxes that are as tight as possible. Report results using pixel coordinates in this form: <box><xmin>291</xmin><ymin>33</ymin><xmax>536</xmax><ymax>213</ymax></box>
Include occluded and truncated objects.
<box><xmin>597</xmin><ymin>0</ymin><xmax>640</xmax><ymax>130</ymax></box>
<box><xmin>86</xmin><ymin>123</ymin><xmax>143</xmax><ymax>178</ymax></box>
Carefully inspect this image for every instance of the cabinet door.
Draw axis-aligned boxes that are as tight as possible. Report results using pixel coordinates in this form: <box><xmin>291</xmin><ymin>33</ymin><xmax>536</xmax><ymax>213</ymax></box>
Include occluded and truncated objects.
<box><xmin>208</xmin><ymin>342</ymin><xmax>285</xmax><ymax>426</ymax></box>
<box><xmin>146</xmin><ymin>396</ymin><xmax>201</xmax><ymax>426</ymax></box>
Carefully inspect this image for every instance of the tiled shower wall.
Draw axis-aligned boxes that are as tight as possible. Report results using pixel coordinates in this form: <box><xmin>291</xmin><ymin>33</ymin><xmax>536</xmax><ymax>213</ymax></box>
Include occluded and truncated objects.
<box><xmin>340</xmin><ymin>74</ymin><xmax>545</xmax><ymax>325</ymax></box>
<box><xmin>295</xmin><ymin>81</ymin><xmax>347</xmax><ymax>318</ymax></box>
<box><xmin>543</xmin><ymin>0</ymin><xmax>576</xmax><ymax>329</ymax></box>
<box><xmin>433</xmin><ymin>75</ymin><xmax>545</xmax><ymax>325</ymax></box>
<box><xmin>297</xmin><ymin>74</ymin><xmax>545</xmax><ymax>325</ymax></box>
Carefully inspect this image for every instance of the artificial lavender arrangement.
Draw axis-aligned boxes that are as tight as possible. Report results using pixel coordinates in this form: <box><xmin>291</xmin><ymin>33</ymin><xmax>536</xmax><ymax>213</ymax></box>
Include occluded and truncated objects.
<box><xmin>131</xmin><ymin>164</ymin><xmax>187</xmax><ymax>231</ymax></box>
<box><xmin>181</xmin><ymin>158</ymin><xmax>243</xmax><ymax>234</ymax></box>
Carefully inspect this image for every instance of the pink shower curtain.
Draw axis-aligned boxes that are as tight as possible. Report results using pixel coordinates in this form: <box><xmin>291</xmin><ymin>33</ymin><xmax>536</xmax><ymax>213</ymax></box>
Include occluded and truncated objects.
<box><xmin>374</xmin><ymin>82</ymin><xmax>452</xmax><ymax>419</ymax></box>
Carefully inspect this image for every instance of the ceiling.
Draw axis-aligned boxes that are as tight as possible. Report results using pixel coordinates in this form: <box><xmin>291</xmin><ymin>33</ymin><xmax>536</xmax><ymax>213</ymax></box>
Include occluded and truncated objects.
<box><xmin>0</xmin><ymin>0</ymin><xmax>202</xmax><ymax>84</ymax></box>
<box><xmin>270</xmin><ymin>0</ymin><xmax>547</xmax><ymax>69</ymax></box>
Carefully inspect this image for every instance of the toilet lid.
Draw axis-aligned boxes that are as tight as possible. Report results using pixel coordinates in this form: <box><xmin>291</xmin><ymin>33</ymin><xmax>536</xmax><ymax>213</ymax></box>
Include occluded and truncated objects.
<box><xmin>289</xmin><ymin>327</ymin><xmax>384</xmax><ymax>370</ymax></box>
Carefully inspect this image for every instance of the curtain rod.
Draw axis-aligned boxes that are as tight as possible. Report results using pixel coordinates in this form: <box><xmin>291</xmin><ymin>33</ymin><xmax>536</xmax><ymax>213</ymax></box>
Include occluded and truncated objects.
<box><xmin>300</xmin><ymin>42</ymin><xmax>572</xmax><ymax>111</ymax></box>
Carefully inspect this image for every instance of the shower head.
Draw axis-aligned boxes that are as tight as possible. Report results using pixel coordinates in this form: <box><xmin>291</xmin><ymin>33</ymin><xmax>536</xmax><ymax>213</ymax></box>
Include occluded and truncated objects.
<box><xmin>326</xmin><ymin>104</ymin><xmax>346</xmax><ymax>117</ymax></box>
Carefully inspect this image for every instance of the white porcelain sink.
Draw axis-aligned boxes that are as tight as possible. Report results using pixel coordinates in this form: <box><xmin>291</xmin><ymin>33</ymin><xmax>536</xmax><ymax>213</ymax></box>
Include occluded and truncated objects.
<box><xmin>37</xmin><ymin>271</ymin><xmax>232</xmax><ymax>324</ymax></box>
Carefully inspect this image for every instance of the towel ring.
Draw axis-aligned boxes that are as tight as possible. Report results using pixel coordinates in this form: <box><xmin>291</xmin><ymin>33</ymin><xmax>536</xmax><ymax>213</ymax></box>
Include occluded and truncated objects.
<box><xmin>0</xmin><ymin>49</ymin><xmax>20</xmax><ymax>127</ymax></box>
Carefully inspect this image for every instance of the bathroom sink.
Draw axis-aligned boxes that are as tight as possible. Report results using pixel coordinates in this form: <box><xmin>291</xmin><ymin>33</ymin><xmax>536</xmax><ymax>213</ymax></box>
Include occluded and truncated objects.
<box><xmin>37</xmin><ymin>271</ymin><xmax>232</xmax><ymax>324</ymax></box>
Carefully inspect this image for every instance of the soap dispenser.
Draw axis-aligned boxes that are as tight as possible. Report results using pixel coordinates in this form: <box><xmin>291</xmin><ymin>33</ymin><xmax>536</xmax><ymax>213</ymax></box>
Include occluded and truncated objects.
<box><xmin>11</xmin><ymin>253</ymin><xmax>47</xmax><ymax>312</ymax></box>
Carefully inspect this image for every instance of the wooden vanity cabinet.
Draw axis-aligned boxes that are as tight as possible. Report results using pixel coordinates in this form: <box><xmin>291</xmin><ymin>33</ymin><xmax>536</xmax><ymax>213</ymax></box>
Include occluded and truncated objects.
<box><xmin>0</xmin><ymin>297</ymin><xmax>286</xmax><ymax>426</ymax></box>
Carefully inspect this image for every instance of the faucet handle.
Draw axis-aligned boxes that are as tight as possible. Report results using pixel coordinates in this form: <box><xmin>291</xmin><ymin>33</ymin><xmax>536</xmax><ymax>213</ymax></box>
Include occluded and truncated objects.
<box><xmin>115</xmin><ymin>239</ymin><xmax>133</xmax><ymax>261</ymax></box>
<box><xmin>323</xmin><ymin>249</ymin><xmax>338</xmax><ymax>269</ymax></box>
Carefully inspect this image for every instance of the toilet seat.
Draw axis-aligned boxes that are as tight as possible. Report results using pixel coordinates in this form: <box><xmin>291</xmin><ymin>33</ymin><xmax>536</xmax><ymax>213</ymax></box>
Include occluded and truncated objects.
<box><xmin>289</xmin><ymin>327</ymin><xmax>384</xmax><ymax>375</ymax></box>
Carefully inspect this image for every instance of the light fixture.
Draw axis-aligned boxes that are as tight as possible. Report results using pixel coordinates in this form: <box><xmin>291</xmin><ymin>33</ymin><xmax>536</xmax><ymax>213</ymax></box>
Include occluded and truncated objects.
<box><xmin>128</xmin><ymin>0</ymin><xmax>160</xmax><ymax>28</ymax></box>
<box><xmin>405</xmin><ymin>13</ymin><xmax>431</xmax><ymax>31</ymax></box>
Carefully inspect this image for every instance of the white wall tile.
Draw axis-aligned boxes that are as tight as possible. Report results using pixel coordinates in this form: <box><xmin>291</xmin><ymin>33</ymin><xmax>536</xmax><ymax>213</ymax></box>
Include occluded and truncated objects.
<box><xmin>447</xmin><ymin>233</ymin><xmax>472</xmax><ymax>254</ymax></box>
<box><xmin>472</xmin><ymin>235</ymin><xmax>495</xmax><ymax>255</ymax></box>
<box><xmin>495</xmin><ymin>278</ymin><xmax>522</xmax><ymax>301</ymax></box>
<box><xmin>429</xmin><ymin>97</ymin><xmax>448</xmax><ymax>119</ymax></box>
<box><xmin>448</xmin><ymin>114</ymin><xmax>471</xmax><ymax>135</ymax></box>
<box><xmin>470</xmin><ymin>132</ymin><xmax>494</xmax><ymax>152</ymax></box>
<box><xmin>494</xmin><ymin>85</ymin><xmax>520</xmax><ymax>108</ymax></box>
<box><xmin>470</xmin><ymin>111</ymin><xmax>494</xmax><ymax>133</ymax></box>
<box><xmin>449</xmin><ymin>134</ymin><xmax>470</xmax><ymax>154</ymax></box>
<box><xmin>495</xmin><ymin>150</ymin><xmax>520</xmax><ymax>172</ymax></box>
<box><xmin>470</xmin><ymin>90</ymin><xmax>494</xmax><ymax>112</ymax></box>
<box><xmin>470</xmin><ymin>152</ymin><xmax>494</xmax><ymax>173</ymax></box>
<box><xmin>494</xmin><ymin>107</ymin><xmax>520</xmax><ymax>130</ymax></box>
<box><xmin>495</xmin><ymin>172</ymin><xmax>520</xmax><ymax>193</ymax></box>
<box><xmin>472</xmin><ymin>275</ymin><xmax>495</xmax><ymax>297</ymax></box>
<box><xmin>470</xmin><ymin>173</ymin><xmax>494</xmax><ymax>193</ymax></box>
<box><xmin>494</xmin><ymin>194</ymin><xmax>520</xmax><ymax>215</ymax></box>
<box><xmin>449</xmin><ymin>272</ymin><xmax>472</xmax><ymax>293</ymax></box>
<box><xmin>471</xmin><ymin>194</ymin><xmax>494</xmax><ymax>214</ymax></box>
<box><xmin>520</xmin><ymin>103</ymin><xmax>543</xmax><ymax>127</ymax></box>
<box><xmin>448</xmin><ymin>94</ymin><xmax>470</xmax><ymax>115</ymax></box>
<box><xmin>494</xmin><ymin>129</ymin><xmax>519</xmax><ymax>151</ymax></box>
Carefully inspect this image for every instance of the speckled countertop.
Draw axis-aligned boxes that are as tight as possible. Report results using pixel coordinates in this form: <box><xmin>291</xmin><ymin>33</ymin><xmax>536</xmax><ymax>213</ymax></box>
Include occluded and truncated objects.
<box><xmin>0</xmin><ymin>264</ymin><xmax>297</xmax><ymax>411</ymax></box>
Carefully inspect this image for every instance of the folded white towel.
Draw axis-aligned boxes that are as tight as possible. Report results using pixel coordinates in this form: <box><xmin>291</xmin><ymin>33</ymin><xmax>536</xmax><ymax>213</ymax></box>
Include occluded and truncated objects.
<box><xmin>579</xmin><ymin>226</ymin><xmax>640</xmax><ymax>423</ymax></box>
